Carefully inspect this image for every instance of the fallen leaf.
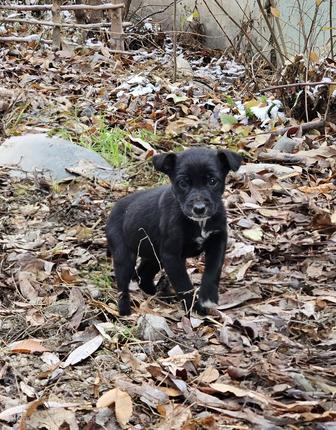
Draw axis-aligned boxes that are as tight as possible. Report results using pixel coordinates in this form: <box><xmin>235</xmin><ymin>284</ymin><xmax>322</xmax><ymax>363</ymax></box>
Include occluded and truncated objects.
<box><xmin>197</xmin><ymin>367</ymin><xmax>219</xmax><ymax>384</ymax></box>
<box><xmin>97</xmin><ymin>388</ymin><xmax>133</xmax><ymax>427</ymax></box>
<box><xmin>218</xmin><ymin>287</ymin><xmax>261</xmax><ymax>309</ymax></box>
<box><xmin>156</xmin><ymin>404</ymin><xmax>191</xmax><ymax>430</ymax></box>
<box><xmin>64</xmin><ymin>335</ymin><xmax>103</xmax><ymax>366</ymax></box>
<box><xmin>10</xmin><ymin>339</ymin><xmax>49</xmax><ymax>354</ymax></box>
<box><xmin>242</xmin><ymin>227</ymin><xmax>263</xmax><ymax>241</ymax></box>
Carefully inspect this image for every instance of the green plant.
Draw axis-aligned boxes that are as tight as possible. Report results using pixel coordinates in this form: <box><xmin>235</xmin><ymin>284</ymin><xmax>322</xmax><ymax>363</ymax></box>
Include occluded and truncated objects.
<box><xmin>54</xmin><ymin>116</ymin><xmax>160</xmax><ymax>168</ymax></box>
<box><xmin>225</xmin><ymin>95</ymin><xmax>235</xmax><ymax>108</ymax></box>
<box><xmin>245</xmin><ymin>107</ymin><xmax>255</xmax><ymax>120</ymax></box>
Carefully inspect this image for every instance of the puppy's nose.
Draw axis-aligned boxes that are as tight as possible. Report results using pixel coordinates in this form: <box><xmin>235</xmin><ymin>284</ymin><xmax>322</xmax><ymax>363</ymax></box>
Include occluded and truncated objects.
<box><xmin>193</xmin><ymin>202</ymin><xmax>206</xmax><ymax>216</ymax></box>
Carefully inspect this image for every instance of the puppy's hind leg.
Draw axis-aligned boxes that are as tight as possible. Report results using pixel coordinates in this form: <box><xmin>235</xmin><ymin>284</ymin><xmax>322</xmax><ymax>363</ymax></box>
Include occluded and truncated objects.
<box><xmin>113</xmin><ymin>246</ymin><xmax>136</xmax><ymax>316</ymax></box>
<box><xmin>136</xmin><ymin>258</ymin><xmax>160</xmax><ymax>295</ymax></box>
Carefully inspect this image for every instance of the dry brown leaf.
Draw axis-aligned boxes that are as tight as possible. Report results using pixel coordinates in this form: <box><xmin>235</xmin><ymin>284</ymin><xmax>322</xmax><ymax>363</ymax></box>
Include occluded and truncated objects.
<box><xmin>299</xmin><ymin>183</ymin><xmax>336</xmax><ymax>194</ymax></box>
<box><xmin>18</xmin><ymin>271</ymin><xmax>38</xmax><ymax>301</ymax></box>
<box><xmin>97</xmin><ymin>388</ymin><xmax>133</xmax><ymax>427</ymax></box>
<box><xmin>210</xmin><ymin>383</ymin><xmax>270</xmax><ymax>405</ymax></box>
<box><xmin>159</xmin><ymin>387</ymin><xmax>182</xmax><ymax>397</ymax></box>
<box><xmin>26</xmin><ymin>408</ymin><xmax>79</xmax><ymax>430</ymax></box>
<box><xmin>218</xmin><ymin>287</ymin><xmax>261</xmax><ymax>309</ymax></box>
<box><xmin>10</xmin><ymin>339</ymin><xmax>48</xmax><ymax>354</ymax></box>
<box><xmin>155</xmin><ymin>404</ymin><xmax>192</xmax><ymax>430</ymax></box>
<box><xmin>197</xmin><ymin>367</ymin><xmax>219</xmax><ymax>384</ymax></box>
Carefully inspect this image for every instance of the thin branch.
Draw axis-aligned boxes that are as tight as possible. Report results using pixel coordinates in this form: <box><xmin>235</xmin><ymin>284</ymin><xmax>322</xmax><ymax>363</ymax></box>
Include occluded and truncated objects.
<box><xmin>212</xmin><ymin>0</ymin><xmax>275</xmax><ymax>69</ymax></box>
<box><xmin>136</xmin><ymin>0</ymin><xmax>180</xmax><ymax>26</ymax></box>
<box><xmin>0</xmin><ymin>3</ymin><xmax>124</xmax><ymax>11</ymax></box>
<box><xmin>173</xmin><ymin>0</ymin><xmax>177</xmax><ymax>82</ymax></box>
<box><xmin>260</xmin><ymin>81</ymin><xmax>336</xmax><ymax>92</ymax></box>
<box><xmin>304</xmin><ymin>58</ymin><xmax>309</xmax><ymax>122</ymax></box>
<box><xmin>0</xmin><ymin>17</ymin><xmax>130</xmax><ymax>29</ymax></box>
<box><xmin>0</xmin><ymin>36</ymin><xmax>51</xmax><ymax>43</ymax></box>
<box><xmin>330</xmin><ymin>0</ymin><xmax>334</xmax><ymax>58</ymax></box>
<box><xmin>256</xmin><ymin>0</ymin><xmax>285</xmax><ymax>66</ymax></box>
<box><xmin>271</xmin><ymin>0</ymin><xmax>288</xmax><ymax>57</ymax></box>
<box><xmin>203</xmin><ymin>0</ymin><xmax>238</xmax><ymax>56</ymax></box>
<box><xmin>295</xmin><ymin>0</ymin><xmax>308</xmax><ymax>52</ymax></box>
<box><xmin>303</xmin><ymin>3</ymin><xmax>319</xmax><ymax>54</ymax></box>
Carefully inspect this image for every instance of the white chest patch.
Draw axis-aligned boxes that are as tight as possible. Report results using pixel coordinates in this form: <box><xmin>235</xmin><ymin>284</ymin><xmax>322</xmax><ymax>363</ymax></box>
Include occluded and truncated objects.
<box><xmin>195</xmin><ymin>228</ymin><xmax>219</xmax><ymax>247</ymax></box>
<box><xmin>193</xmin><ymin>220</ymin><xmax>220</xmax><ymax>247</ymax></box>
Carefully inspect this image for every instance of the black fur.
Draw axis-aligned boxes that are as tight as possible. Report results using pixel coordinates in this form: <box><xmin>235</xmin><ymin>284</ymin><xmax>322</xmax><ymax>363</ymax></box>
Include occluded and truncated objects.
<box><xmin>106</xmin><ymin>147</ymin><xmax>242</xmax><ymax>315</ymax></box>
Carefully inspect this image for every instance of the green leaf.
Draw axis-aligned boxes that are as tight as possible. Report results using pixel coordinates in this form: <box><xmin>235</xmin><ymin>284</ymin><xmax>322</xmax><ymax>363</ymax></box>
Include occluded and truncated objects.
<box><xmin>186</xmin><ymin>9</ymin><xmax>200</xmax><ymax>22</ymax></box>
<box><xmin>220</xmin><ymin>114</ymin><xmax>238</xmax><ymax>126</ymax></box>
<box><xmin>225</xmin><ymin>95</ymin><xmax>235</xmax><ymax>108</ymax></box>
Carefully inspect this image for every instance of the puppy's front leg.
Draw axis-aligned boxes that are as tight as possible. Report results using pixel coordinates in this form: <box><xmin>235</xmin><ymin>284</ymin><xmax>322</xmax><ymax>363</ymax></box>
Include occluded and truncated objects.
<box><xmin>198</xmin><ymin>232</ymin><xmax>227</xmax><ymax>310</ymax></box>
<box><xmin>161</xmin><ymin>245</ymin><xmax>194</xmax><ymax>311</ymax></box>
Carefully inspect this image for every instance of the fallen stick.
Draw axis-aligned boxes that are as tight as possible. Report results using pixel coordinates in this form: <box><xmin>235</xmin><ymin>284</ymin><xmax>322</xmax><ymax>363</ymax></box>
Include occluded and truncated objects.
<box><xmin>270</xmin><ymin>119</ymin><xmax>325</xmax><ymax>136</ymax></box>
<box><xmin>258</xmin><ymin>150</ymin><xmax>305</xmax><ymax>164</ymax></box>
<box><xmin>0</xmin><ymin>3</ymin><xmax>124</xmax><ymax>11</ymax></box>
<box><xmin>0</xmin><ymin>18</ymin><xmax>130</xmax><ymax>29</ymax></box>
<box><xmin>260</xmin><ymin>81</ymin><xmax>336</xmax><ymax>92</ymax></box>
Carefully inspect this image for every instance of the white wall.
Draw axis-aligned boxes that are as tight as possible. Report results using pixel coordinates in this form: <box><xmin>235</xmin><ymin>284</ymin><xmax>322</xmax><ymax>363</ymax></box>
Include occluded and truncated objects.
<box><xmin>130</xmin><ymin>0</ymin><xmax>335</xmax><ymax>58</ymax></box>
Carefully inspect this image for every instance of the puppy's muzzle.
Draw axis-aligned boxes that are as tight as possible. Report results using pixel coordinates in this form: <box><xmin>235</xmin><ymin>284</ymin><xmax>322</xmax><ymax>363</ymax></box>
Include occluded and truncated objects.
<box><xmin>192</xmin><ymin>202</ymin><xmax>206</xmax><ymax>217</ymax></box>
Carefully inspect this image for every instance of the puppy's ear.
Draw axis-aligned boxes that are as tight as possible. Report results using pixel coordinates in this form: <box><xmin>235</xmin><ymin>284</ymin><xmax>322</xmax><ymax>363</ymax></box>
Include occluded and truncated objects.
<box><xmin>152</xmin><ymin>152</ymin><xmax>176</xmax><ymax>175</ymax></box>
<box><xmin>218</xmin><ymin>150</ymin><xmax>242</xmax><ymax>172</ymax></box>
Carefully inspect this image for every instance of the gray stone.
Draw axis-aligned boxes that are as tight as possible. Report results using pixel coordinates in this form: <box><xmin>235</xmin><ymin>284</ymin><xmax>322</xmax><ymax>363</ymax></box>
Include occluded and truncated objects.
<box><xmin>0</xmin><ymin>133</ymin><xmax>123</xmax><ymax>182</ymax></box>
<box><xmin>273</xmin><ymin>136</ymin><xmax>299</xmax><ymax>153</ymax></box>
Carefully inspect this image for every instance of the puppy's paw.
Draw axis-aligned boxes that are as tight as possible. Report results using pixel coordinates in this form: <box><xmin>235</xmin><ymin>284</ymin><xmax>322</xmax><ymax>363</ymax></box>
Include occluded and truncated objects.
<box><xmin>157</xmin><ymin>277</ymin><xmax>176</xmax><ymax>303</ymax></box>
<box><xmin>139</xmin><ymin>283</ymin><xmax>157</xmax><ymax>295</ymax></box>
<box><xmin>198</xmin><ymin>288</ymin><xmax>218</xmax><ymax>310</ymax></box>
<box><xmin>199</xmin><ymin>298</ymin><xmax>218</xmax><ymax>309</ymax></box>
<box><xmin>118</xmin><ymin>296</ymin><xmax>132</xmax><ymax>316</ymax></box>
<box><xmin>194</xmin><ymin>301</ymin><xmax>208</xmax><ymax>315</ymax></box>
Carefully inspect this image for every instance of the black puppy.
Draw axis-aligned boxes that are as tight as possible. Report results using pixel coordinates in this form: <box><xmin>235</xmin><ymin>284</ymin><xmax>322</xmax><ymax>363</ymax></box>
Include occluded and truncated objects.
<box><xmin>106</xmin><ymin>147</ymin><xmax>241</xmax><ymax>315</ymax></box>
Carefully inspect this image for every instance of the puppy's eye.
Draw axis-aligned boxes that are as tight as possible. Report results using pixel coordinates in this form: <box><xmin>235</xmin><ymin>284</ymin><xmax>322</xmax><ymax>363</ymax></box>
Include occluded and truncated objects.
<box><xmin>208</xmin><ymin>177</ymin><xmax>218</xmax><ymax>186</ymax></box>
<box><xmin>178</xmin><ymin>178</ymin><xmax>190</xmax><ymax>189</ymax></box>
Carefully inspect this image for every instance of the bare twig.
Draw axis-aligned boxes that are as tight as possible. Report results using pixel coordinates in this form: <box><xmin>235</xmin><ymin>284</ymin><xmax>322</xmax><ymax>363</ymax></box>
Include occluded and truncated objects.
<box><xmin>233</xmin><ymin>0</ymin><xmax>286</xmax><ymax>60</ymax></box>
<box><xmin>212</xmin><ymin>0</ymin><xmax>275</xmax><ymax>69</ymax></box>
<box><xmin>330</xmin><ymin>0</ymin><xmax>334</xmax><ymax>58</ymax></box>
<box><xmin>256</xmin><ymin>0</ymin><xmax>285</xmax><ymax>66</ymax></box>
<box><xmin>173</xmin><ymin>0</ymin><xmax>177</xmax><ymax>82</ymax></box>
<box><xmin>303</xmin><ymin>3</ymin><xmax>319</xmax><ymax>54</ymax></box>
<box><xmin>0</xmin><ymin>3</ymin><xmax>125</xmax><ymax>11</ymax></box>
<box><xmin>295</xmin><ymin>0</ymin><xmax>308</xmax><ymax>52</ymax></box>
<box><xmin>203</xmin><ymin>0</ymin><xmax>238</xmax><ymax>56</ymax></box>
<box><xmin>304</xmin><ymin>57</ymin><xmax>309</xmax><ymax>122</ymax></box>
<box><xmin>260</xmin><ymin>81</ymin><xmax>336</xmax><ymax>92</ymax></box>
<box><xmin>135</xmin><ymin>0</ymin><xmax>180</xmax><ymax>26</ymax></box>
<box><xmin>0</xmin><ymin>36</ymin><xmax>51</xmax><ymax>43</ymax></box>
<box><xmin>271</xmin><ymin>0</ymin><xmax>288</xmax><ymax>57</ymax></box>
<box><xmin>269</xmin><ymin>119</ymin><xmax>326</xmax><ymax>137</ymax></box>
<box><xmin>0</xmin><ymin>17</ymin><xmax>130</xmax><ymax>29</ymax></box>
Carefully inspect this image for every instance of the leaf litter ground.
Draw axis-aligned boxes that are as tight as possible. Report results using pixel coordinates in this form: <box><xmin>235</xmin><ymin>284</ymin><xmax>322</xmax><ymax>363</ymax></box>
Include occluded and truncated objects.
<box><xmin>0</xmin><ymin>40</ymin><xmax>336</xmax><ymax>430</ymax></box>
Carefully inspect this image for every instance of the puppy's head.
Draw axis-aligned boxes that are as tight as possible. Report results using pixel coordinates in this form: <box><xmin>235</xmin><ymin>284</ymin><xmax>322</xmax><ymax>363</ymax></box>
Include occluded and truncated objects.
<box><xmin>153</xmin><ymin>148</ymin><xmax>241</xmax><ymax>221</ymax></box>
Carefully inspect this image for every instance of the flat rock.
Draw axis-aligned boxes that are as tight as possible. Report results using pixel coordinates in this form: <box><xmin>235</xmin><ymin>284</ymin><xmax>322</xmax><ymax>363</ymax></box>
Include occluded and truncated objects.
<box><xmin>0</xmin><ymin>133</ymin><xmax>124</xmax><ymax>182</ymax></box>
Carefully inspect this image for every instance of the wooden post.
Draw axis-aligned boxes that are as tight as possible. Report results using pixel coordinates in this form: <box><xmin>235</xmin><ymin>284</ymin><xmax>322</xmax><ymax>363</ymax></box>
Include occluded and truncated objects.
<box><xmin>110</xmin><ymin>0</ymin><xmax>124</xmax><ymax>50</ymax></box>
<box><xmin>52</xmin><ymin>0</ymin><xmax>62</xmax><ymax>50</ymax></box>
